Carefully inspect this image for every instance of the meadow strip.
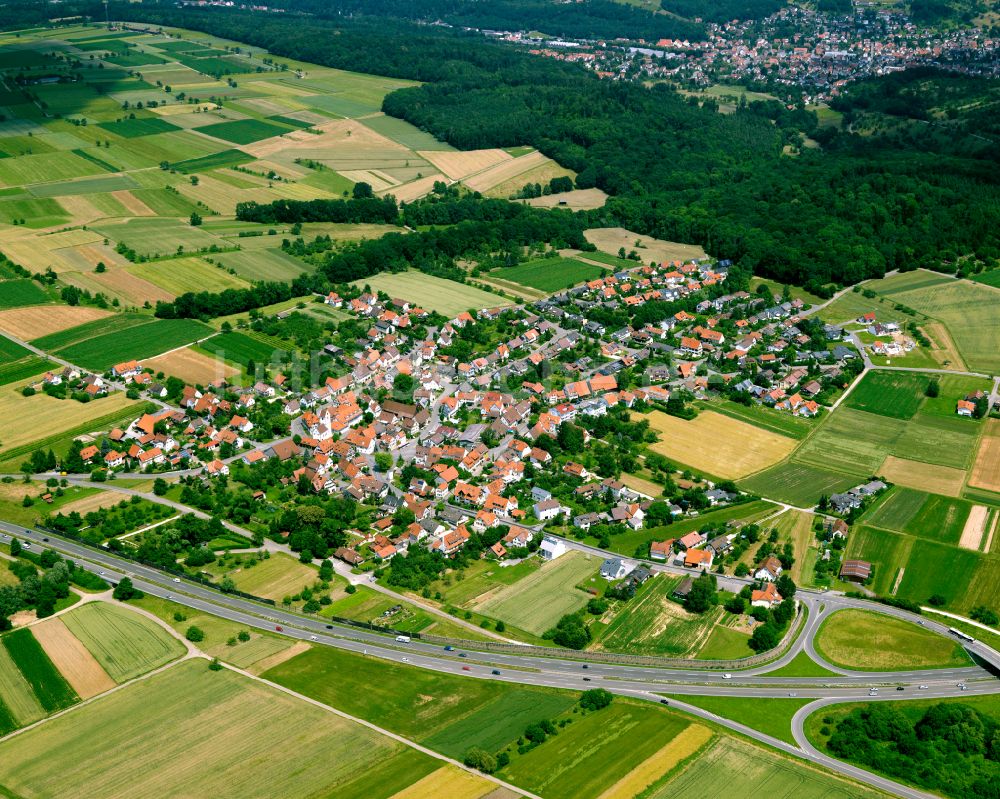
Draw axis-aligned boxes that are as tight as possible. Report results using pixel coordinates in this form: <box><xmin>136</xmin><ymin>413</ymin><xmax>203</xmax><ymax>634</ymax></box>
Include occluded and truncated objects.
<box><xmin>958</xmin><ymin>505</ymin><xmax>988</xmax><ymax>551</ymax></box>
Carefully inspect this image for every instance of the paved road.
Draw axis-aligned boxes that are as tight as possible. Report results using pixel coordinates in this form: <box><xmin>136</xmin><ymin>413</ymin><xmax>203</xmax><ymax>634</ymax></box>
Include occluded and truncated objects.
<box><xmin>3</xmin><ymin>522</ymin><xmax>996</xmax><ymax>798</ymax></box>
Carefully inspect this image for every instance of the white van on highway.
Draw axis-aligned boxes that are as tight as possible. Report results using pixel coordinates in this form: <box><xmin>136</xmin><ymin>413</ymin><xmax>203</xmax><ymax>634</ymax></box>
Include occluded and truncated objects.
<box><xmin>395</xmin><ymin>635</ymin><xmax>411</xmax><ymax>643</ymax></box>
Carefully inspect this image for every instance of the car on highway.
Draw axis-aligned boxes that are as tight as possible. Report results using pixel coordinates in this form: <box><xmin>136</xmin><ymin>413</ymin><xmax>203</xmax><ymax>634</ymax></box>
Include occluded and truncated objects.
<box><xmin>275</xmin><ymin>625</ymin><xmax>283</xmax><ymax>632</ymax></box>
<box><xmin>458</xmin><ymin>652</ymin><xmax>468</xmax><ymax>658</ymax></box>
<box><xmin>660</xmin><ymin>699</ymin><xmax>669</xmax><ymax>705</ymax></box>
<box><xmin>461</xmin><ymin>665</ymin><xmax>470</xmax><ymax>671</ymax></box>
<box><xmin>401</xmin><ymin>657</ymin><xmax>409</xmax><ymax>662</ymax></box>
<box><xmin>444</xmin><ymin>645</ymin><xmax>454</xmax><ymax>651</ymax></box>
<box><xmin>896</xmin><ymin>686</ymin><xmax>905</xmax><ymax>691</ymax></box>
<box><xmin>958</xmin><ymin>683</ymin><xmax>968</xmax><ymax>691</ymax></box>
<box><xmin>788</xmin><ymin>692</ymin><xmax>797</xmax><ymax>697</ymax></box>
<box><xmin>99</xmin><ymin>571</ymin><xmax>106</xmax><ymax>576</ymax></box>
<box><xmin>582</xmin><ymin>677</ymin><xmax>591</xmax><ymax>681</ymax></box>
<box><xmin>325</xmin><ymin>625</ymin><xmax>333</xmax><ymax>630</ymax></box>
<box><xmin>581</xmin><ymin>664</ymin><xmax>589</xmax><ymax>669</ymax></box>
<box><xmin>310</xmin><ymin>635</ymin><xmax>318</xmax><ymax>641</ymax></box>
<box><xmin>21</xmin><ymin>542</ymin><xmax>29</xmax><ymax>549</ymax></box>
<box><xmin>918</xmin><ymin>685</ymin><xmax>928</xmax><ymax>690</ymax></box>
<box><xmin>869</xmin><ymin>689</ymin><xmax>879</xmax><ymax>696</ymax></box>
<box><xmin>722</xmin><ymin>673</ymin><xmax>732</xmax><ymax>679</ymax></box>
<box><xmin>172</xmin><ymin>577</ymin><xmax>180</xmax><ymax>583</ymax></box>
<box><xmin>41</xmin><ymin>537</ymin><xmax>48</xmax><ymax>542</ymax></box>
<box><xmin>491</xmin><ymin>669</ymin><xmax>501</xmax><ymax>675</ymax></box>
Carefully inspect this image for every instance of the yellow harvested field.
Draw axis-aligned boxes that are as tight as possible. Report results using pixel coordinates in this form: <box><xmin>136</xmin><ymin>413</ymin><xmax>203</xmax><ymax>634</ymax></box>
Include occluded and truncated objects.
<box><xmin>597</xmin><ymin>724</ymin><xmax>713</xmax><ymax>799</ymax></box>
<box><xmin>388</xmin><ymin>765</ymin><xmax>496</xmax><ymax>799</ymax></box>
<box><xmin>88</xmin><ymin>268</ymin><xmax>174</xmax><ymax>305</ymax></box>
<box><xmin>32</xmin><ymin>617</ymin><xmax>114</xmax><ymax>699</ymax></box>
<box><xmin>621</xmin><ymin>472</ymin><xmax>666</xmax><ymax>498</ymax></box>
<box><xmin>879</xmin><ymin>455</ymin><xmax>967</xmax><ymax>498</ymax></box>
<box><xmin>340</xmin><ymin>169</ymin><xmax>397</xmax><ymax>192</ymax></box>
<box><xmin>463</xmin><ymin>150</ymin><xmax>549</xmax><ymax>193</ymax></box>
<box><xmin>385</xmin><ymin>175</ymin><xmax>442</xmax><ymax>203</ymax></box>
<box><xmin>0</xmin><ymin>305</ymin><xmax>112</xmax><ymax>340</ymax></box>
<box><xmin>526</xmin><ymin>188</ymin><xmax>608</xmax><ymax>210</ymax></box>
<box><xmin>922</xmin><ymin>321</ymin><xmax>967</xmax><ymax>371</ymax></box>
<box><xmin>244</xmin><ymin>119</ymin><xmax>404</xmax><ymax>159</ymax></box>
<box><xmin>484</xmin><ymin>159</ymin><xmax>576</xmax><ymax>199</ymax></box>
<box><xmin>145</xmin><ymin>346</ymin><xmax>239</xmax><ymax>384</ymax></box>
<box><xmin>419</xmin><ymin>148</ymin><xmax>511</xmax><ymax>181</ymax></box>
<box><xmin>0</xmin><ymin>389</ymin><xmax>141</xmax><ymax>454</ymax></box>
<box><xmin>110</xmin><ymin>190</ymin><xmax>155</xmax><ymax>217</ymax></box>
<box><xmin>57</xmin><ymin>491</ymin><xmax>127</xmax><ymax>516</ymax></box>
<box><xmin>585</xmin><ymin>227</ymin><xmax>707</xmax><ymax>264</ymax></box>
<box><xmin>52</xmin><ymin>194</ymin><xmax>103</xmax><ymax>224</ymax></box>
<box><xmin>969</xmin><ymin>420</ymin><xmax>1000</xmax><ymax>492</ymax></box>
<box><xmin>959</xmin><ymin>505</ymin><xmax>989</xmax><ymax>551</ymax></box>
<box><xmin>641</xmin><ymin>410</ymin><xmax>797</xmax><ymax>479</ymax></box>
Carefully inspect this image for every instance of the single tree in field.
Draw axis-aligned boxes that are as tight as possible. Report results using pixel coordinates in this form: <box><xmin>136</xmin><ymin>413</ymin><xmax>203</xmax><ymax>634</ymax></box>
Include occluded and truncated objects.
<box><xmin>189</xmin><ymin>211</ymin><xmax>202</xmax><ymax>226</ymax></box>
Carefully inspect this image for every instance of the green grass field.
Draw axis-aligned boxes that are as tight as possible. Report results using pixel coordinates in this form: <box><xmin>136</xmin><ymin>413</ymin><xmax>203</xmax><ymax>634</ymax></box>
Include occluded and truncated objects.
<box><xmin>0</xmin><ymin>279</ymin><xmax>48</xmax><ymax>309</ymax></box>
<box><xmin>56</xmin><ymin>318</ymin><xmax>215</xmax><ymax>370</ymax></box>
<box><xmin>211</xmin><ymin>247</ymin><xmax>310</xmax><ymax>282</ymax></box>
<box><xmin>863</xmin><ymin>489</ymin><xmax>972</xmax><ymax>545</ymax></box>
<box><xmin>170</xmin><ymin>148</ymin><xmax>254</xmax><ymax>173</ymax></box>
<box><xmin>0</xmin><ymin>638</ymin><xmax>45</xmax><ymax>726</ymax></box>
<box><xmin>350</xmin><ymin>270</ymin><xmax>511</xmax><ymax>317</ymax></box>
<box><xmin>501</xmin><ymin>701</ymin><xmax>689</xmax><ymax>799</ymax></box>
<box><xmin>424</xmin><ymin>689</ymin><xmax>576</xmax><ymax>759</ymax></box>
<box><xmin>815</xmin><ymin>609</ymin><xmax>970</xmax><ymax>671</ymax></box>
<box><xmin>0</xmin><ymin>659</ymin><xmax>442</xmax><ymax>799</ymax></box>
<box><xmin>195</xmin><ymin>118</ymin><xmax>292</xmax><ymax>144</ymax></box>
<box><xmin>199</xmin><ymin>330</ymin><xmax>290</xmax><ymax>367</ymax></box>
<box><xmin>765</xmin><ymin>650</ymin><xmax>839</xmax><ymax>677</ymax></box>
<box><xmin>667</xmin><ymin>695</ymin><xmax>812</xmax><ymax>745</ymax></box>
<box><xmin>430</xmin><ymin>557</ymin><xmax>541</xmax><ymax>608</ymax></box>
<box><xmin>264</xmin><ymin>645</ymin><xmax>508</xmax><ymax>740</ymax></box>
<box><xmin>61</xmin><ymin>602</ymin><xmax>186</xmax><ymax>683</ymax></box>
<box><xmin>92</xmin><ymin>218</ymin><xmax>225</xmax><ymax>258</ymax></box>
<box><xmin>739</xmin><ymin>460</ymin><xmax>860</xmax><ymax>506</ymax></box>
<box><xmin>654</xmin><ymin>735</ymin><xmax>887</xmax><ymax>799</ymax></box>
<box><xmin>127</xmin><ymin>257</ymin><xmax>250</xmax><ymax>296</ymax></box>
<box><xmin>31</xmin><ymin>312</ymin><xmax>153</xmax><ymax>352</ymax></box>
<box><xmin>0</xmin><ymin>337</ymin><xmax>33</xmax><ymax>365</ymax></box>
<box><xmin>97</xmin><ymin>117</ymin><xmax>182</xmax><ymax>138</ymax></box>
<box><xmin>493</xmin><ymin>257</ymin><xmax>604</xmax><ymax>292</ymax></box>
<box><xmin>1</xmin><ymin>628</ymin><xmax>78</xmax><ymax>713</ymax></box>
<box><xmin>473</xmin><ymin>550</ymin><xmax>598</xmax><ymax>635</ymax></box>
<box><xmin>845</xmin><ymin>371</ymin><xmax>927</xmax><ymax>420</ymax></box>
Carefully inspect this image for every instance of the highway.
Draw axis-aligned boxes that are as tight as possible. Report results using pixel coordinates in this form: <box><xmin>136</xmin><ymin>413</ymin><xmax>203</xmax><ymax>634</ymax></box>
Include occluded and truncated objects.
<box><xmin>2</xmin><ymin>520</ymin><xmax>997</xmax><ymax>799</ymax></box>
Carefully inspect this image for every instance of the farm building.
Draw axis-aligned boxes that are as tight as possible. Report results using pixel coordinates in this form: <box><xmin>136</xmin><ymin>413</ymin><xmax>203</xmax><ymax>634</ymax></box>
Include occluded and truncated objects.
<box><xmin>684</xmin><ymin>548</ymin><xmax>713</xmax><ymax>570</ymax></box>
<box><xmin>839</xmin><ymin>559</ymin><xmax>872</xmax><ymax>583</ymax></box>
<box><xmin>673</xmin><ymin>576</ymin><xmax>694</xmax><ymax>598</ymax></box>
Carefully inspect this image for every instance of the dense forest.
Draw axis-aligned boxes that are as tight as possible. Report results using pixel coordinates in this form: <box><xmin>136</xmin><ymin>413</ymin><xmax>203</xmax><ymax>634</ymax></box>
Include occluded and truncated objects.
<box><xmin>114</xmin><ymin>4</ymin><xmax>1000</xmax><ymax>293</ymax></box>
<box><xmin>825</xmin><ymin>702</ymin><xmax>999</xmax><ymax>799</ymax></box>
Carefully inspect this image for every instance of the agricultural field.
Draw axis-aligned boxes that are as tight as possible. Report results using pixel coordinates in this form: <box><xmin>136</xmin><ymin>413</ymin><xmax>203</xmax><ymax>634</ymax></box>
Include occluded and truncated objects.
<box><xmin>584</xmin><ymin>227</ymin><xmax>707</xmax><ymax>264</ymax></box>
<box><xmin>61</xmin><ymin>601</ymin><xmax>187</xmax><ymax>682</ymax></box>
<box><xmin>350</xmin><ymin>270</ymin><xmax>512</xmax><ymax>317</ymax></box>
<box><xmin>970</xmin><ymin>419</ymin><xmax>1000</xmax><ymax>493</ymax></box>
<box><xmin>54</xmin><ymin>318</ymin><xmax>215</xmax><ymax>370</ymax></box>
<box><xmin>525</xmin><ymin>187</ymin><xmax>608</xmax><ymax>210</ymax></box>
<box><xmin>30</xmin><ymin>616</ymin><xmax>116</xmax><ymax>699</ymax></box>
<box><xmin>844</xmin><ymin>371</ymin><xmax>927</xmax><ymax>419</ymax></box>
<box><xmin>862</xmin><ymin>488</ymin><xmax>972</xmax><ymax>546</ymax></box>
<box><xmin>878</xmin><ymin>456</ymin><xmax>966</xmax><ymax>498</ymax></box>
<box><xmin>491</xmin><ymin>257</ymin><xmax>604</xmax><ymax>293</ymax></box>
<box><xmin>216</xmin><ymin>552</ymin><xmax>318</xmax><ymax>602</ymax></box>
<box><xmin>1</xmin><ymin>627</ymin><xmax>78</xmax><ymax>714</ymax></box>
<box><xmin>814</xmin><ymin>609</ymin><xmax>970</xmax><ymax>671</ymax></box>
<box><xmin>145</xmin><ymin>346</ymin><xmax>240</xmax><ymax>384</ymax></box>
<box><xmin>0</xmin><ymin>659</ymin><xmax>466</xmax><ymax>799</ymax></box>
<box><xmin>0</xmin><ymin>384</ymin><xmax>142</xmax><ymax>461</ymax></box>
<box><xmin>500</xmin><ymin>701</ymin><xmax>692</xmax><ymax>799</ymax></box>
<box><xmin>0</xmin><ymin>304</ymin><xmax>113</xmax><ymax>341</ymax></box>
<box><xmin>0</xmin><ymin>278</ymin><xmax>49</xmax><ymax>309</ymax></box>
<box><xmin>198</xmin><ymin>330</ymin><xmax>290</xmax><ymax>368</ymax></box>
<box><xmin>0</xmin><ymin>24</ymin><xmax>573</xmax><ymax>319</ymax></box>
<box><xmin>642</xmin><ymin>409</ymin><xmax>798</xmax><ymax>480</ymax></box>
<box><xmin>595</xmin><ymin>575</ymin><xmax>750</xmax><ymax>658</ymax></box>
<box><xmin>653</xmin><ymin>735</ymin><xmax>888</xmax><ymax>799</ymax></box>
<box><xmin>739</xmin><ymin>460</ymin><xmax>860</xmax><ymax>506</ymax></box>
<box><xmin>472</xmin><ymin>550</ymin><xmax>599</xmax><ymax>635</ymax></box>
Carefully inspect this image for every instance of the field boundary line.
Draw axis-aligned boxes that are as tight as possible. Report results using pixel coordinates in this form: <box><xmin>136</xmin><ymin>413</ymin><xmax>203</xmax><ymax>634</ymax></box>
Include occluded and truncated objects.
<box><xmin>225</xmin><ymin>661</ymin><xmax>544</xmax><ymax>799</ymax></box>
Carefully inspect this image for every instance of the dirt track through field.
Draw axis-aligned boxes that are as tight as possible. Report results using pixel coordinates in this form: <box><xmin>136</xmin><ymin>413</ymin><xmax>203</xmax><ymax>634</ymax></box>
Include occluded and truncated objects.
<box><xmin>32</xmin><ymin>617</ymin><xmax>115</xmax><ymax>699</ymax></box>
<box><xmin>890</xmin><ymin>568</ymin><xmax>905</xmax><ymax>596</ymax></box>
<box><xmin>959</xmin><ymin>505</ymin><xmax>989</xmax><ymax>550</ymax></box>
